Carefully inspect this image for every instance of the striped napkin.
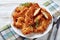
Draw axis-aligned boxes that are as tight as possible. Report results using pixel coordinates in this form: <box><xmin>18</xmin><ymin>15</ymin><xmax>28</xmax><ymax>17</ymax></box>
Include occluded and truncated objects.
<box><xmin>0</xmin><ymin>0</ymin><xmax>60</xmax><ymax>40</ymax></box>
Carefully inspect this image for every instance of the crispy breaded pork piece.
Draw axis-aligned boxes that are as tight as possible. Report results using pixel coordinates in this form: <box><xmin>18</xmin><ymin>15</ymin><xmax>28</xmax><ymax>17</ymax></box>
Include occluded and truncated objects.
<box><xmin>12</xmin><ymin>7</ymin><xmax>28</xmax><ymax>19</ymax></box>
<box><xmin>21</xmin><ymin>24</ymin><xmax>33</xmax><ymax>35</ymax></box>
<box><xmin>25</xmin><ymin>6</ymin><xmax>35</xmax><ymax>26</ymax></box>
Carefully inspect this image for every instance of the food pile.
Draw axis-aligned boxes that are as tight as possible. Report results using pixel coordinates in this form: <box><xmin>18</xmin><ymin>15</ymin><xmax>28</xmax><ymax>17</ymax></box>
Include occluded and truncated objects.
<box><xmin>12</xmin><ymin>3</ymin><xmax>52</xmax><ymax>35</ymax></box>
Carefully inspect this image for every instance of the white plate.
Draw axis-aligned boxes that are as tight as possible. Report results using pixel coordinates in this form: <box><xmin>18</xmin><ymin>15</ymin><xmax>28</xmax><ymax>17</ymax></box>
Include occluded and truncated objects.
<box><xmin>11</xmin><ymin>3</ymin><xmax>53</xmax><ymax>39</ymax></box>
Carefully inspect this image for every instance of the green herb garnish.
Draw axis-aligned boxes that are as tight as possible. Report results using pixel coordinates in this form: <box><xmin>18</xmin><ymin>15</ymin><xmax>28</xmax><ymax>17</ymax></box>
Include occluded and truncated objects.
<box><xmin>35</xmin><ymin>19</ymin><xmax>39</xmax><ymax>27</ymax></box>
<box><xmin>21</xmin><ymin>3</ymin><xmax>31</xmax><ymax>7</ymax></box>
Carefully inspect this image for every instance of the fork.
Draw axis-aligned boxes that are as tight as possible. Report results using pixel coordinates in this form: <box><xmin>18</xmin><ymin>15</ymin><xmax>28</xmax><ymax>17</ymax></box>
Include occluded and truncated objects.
<box><xmin>47</xmin><ymin>10</ymin><xmax>60</xmax><ymax>40</ymax></box>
